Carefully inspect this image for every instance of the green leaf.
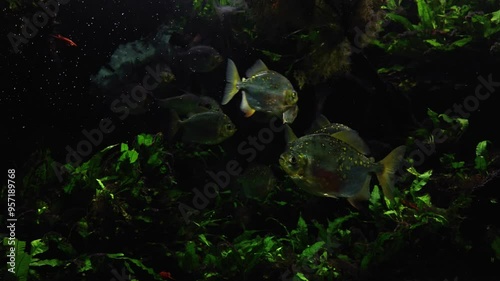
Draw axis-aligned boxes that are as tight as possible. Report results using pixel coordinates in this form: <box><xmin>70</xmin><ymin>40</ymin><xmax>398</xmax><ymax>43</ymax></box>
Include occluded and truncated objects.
<box><xmin>370</xmin><ymin>185</ymin><xmax>381</xmax><ymax>208</ymax></box>
<box><xmin>147</xmin><ymin>152</ymin><xmax>162</xmax><ymax>166</ymax></box>
<box><xmin>177</xmin><ymin>241</ymin><xmax>200</xmax><ymax>270</ymax></box>
<box><xmin>451</xmin><ymin>161</ymin><xmax>465</xmax><ymax>169</ymax></box>
<box><xmin>491</xmin><ymin>10</ymin><xmax>500</xmax><ymax>24</ymax></box>
<box><xmin>121</xmin><ymin>143</ymin><xmax>129</xmax><ymax>152</ymax></box>
<box><xmin>263</xmin><ymin>236</ymin><xmax>276</xmax><ymax>251</ymax></box>
<box><xmin>450</xmin><ymin>36</ymin><xmax>472</xmax><ymax>47</ymax></box>
<box><xmin>137</xmin><ymin>134</ymin><xmax>154</xmax><ymax>146</ymax></box>
<box><xmin>416</xmin><ymin>194</ymin><xmax>432</xmax><ymax>206</ymax></box>
<box><xmin>4</xmin><ymin>239</ymin><xmax>31</xmax><ymax>281</ymax></box>
<box><xmin>127</xmin><ymin>150</ymin><xmax>139</xmax><ymax>163</ymax></box>
<box><xmin>30</xmin><ymin>239</ymin><xmax>49</xmax><ymax>257</ymax></box>
<box><xmin>475</xmin><ymin>140</ymin><xmax>490</xmax><ymax>171</ymax></box>
<box><xmin>407</xmin><ymin>168</ymin><xmax>432</xmax><ymax>193</ymax></box>
<box><xmin>476</xmin><ymin>140</ymin><xmax>490</xmax><ymax>157</ymax></box>
<box><xmin>327</xmin><ymin>213</ymin><xmax>357</xmax><ymax>236</ymax></box>
<box><xmin>386</xmin><ymin>13</ymin><xmax>415</xmax><ymax>30</ymax></box>
<box><xmin>30</xmin><ymin>259</ymin><xmax>64</xmax><ymax>267</ymax></box>
<box><xmin>424</xmin><ymin>39</ymin><xmax>443</xmax><ymax>47</ymax></box>
<box><xmin>78</xmin><ymin>257</ymin><xmax>93</xmax><ymax>273</ymax></box>
<box><xmin>427</xmin><ymin>108</ymin><xmax>439</xmax><ymax>126</ymax></box>
<box><xmin>300</xmin><ymin>241</ymin><xmax>325</xmax><ymax>259</ymax></box>
<box><xmin>416</xmin><ymin>0</ymin><xmax>436</xmax><ymax>29</ymax></box>
<box><xmin>96</xmin><ymin>178</ymin><xmax>106</xmax><ymax>189</ymax></box>
<box><xmin>203</xmin><ymin>254</ymin><xmax>218</xmax><ymax>267</ymax></box>
<box><xmin>77</xmin><ymin>220</ymin><xmax>90</xmax><ymax>238</ymax></box>
<box><xmin>297</xmin><ymin>216</ymin><xmax>307</xmax><ymax>233</ymax></box>
<box><xmin>485</xmin><ymin>25</ymin><xmax>500</xmax><ymax>37</ymax></box>
<box><xmin>199</xmin><ymin>234</ymin><xmax>211</xmax><ymax>247</ymax></box>
<box><xmin>377</xmin><ymin>65</ymin><xmax>405</xmax><ymax>74</ymax></box>
<box><xmin>295</xmin><ymin>272</ymin><xmax>310</xmax><ymax>281</ymax></box>
<box><xmin>475</xmin><ymin>157</ymin><xmax>487</xmax><ymax>171</ymax></box>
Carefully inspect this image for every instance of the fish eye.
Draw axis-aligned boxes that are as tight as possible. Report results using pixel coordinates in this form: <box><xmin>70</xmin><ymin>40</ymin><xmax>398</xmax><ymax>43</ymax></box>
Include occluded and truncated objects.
<box><xmin>225</xmin><ymin>124</ymin><xmax>235</xmax><ymax>131</ymax></box>
<box><xmin>286</xmin><ymin>91</ymin><xmax>298</xmax><ymax>104</ymax></box>
<box><xmin>289</xmin><ymin>156</ymin><xmax>297</xmax><ymax>165</ymax></box>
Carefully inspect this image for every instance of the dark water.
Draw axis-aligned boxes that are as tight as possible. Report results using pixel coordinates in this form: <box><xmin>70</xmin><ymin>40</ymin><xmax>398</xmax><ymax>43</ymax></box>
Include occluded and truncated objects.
<box><xmin>2</xmin><ymin>0</ymin><xmax>500</xmax><ymax>280</ymax></box>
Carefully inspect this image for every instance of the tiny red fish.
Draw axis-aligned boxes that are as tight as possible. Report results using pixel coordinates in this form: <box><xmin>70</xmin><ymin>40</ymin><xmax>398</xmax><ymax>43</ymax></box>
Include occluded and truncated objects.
<box><xmin>159</xmin><ymin>271</ymin><xmax>175</xmax><ymax>280</ymax></box>
<box><xmin>50</xmin><ymin>34</ymin><xmax>77</xmax><ymax>47</ymax></box>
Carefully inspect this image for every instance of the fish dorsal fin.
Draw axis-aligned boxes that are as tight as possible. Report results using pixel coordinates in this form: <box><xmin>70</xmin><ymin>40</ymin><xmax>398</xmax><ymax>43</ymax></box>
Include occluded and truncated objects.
<box><xmin>245</xmin><ymin>59</ymin><xmax>268</xmax><ymax>77</ymax></box>
<box><xmin>309</xmin><ymin>114</ymin><xmax>331</xmax><ymax>132</ymax></box>
<box><xmin>284</xmin><ymin>124</ymin><xmax>297</xmax><ymax>144</ymax></box>
<box><xmin>331</xmin><ymin>130</ymin><xmax>371</xmax><ymax>155</ymax></box>
<box><xmin>240</xmin><ymin>91</ymin><xmax>256</xmax><ymax>117</ymax></box>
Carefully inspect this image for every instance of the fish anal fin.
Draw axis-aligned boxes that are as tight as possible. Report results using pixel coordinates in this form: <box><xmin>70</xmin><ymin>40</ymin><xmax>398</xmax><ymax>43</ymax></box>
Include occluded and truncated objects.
<box><xmin>240</xmin><ymin>91</ymin><xmax>256</xmax><ymax>117</ymax></box>
<box><xmin>245</xmin><ymin>59</ymin><xmax>268</xmax><ymax>77</ymax></box>
<box><xmin>331</xmin><ymin>130</ymin><xmax>371</xmax><ymax>155</ymax></box>
<box><xmin>347</xmin><ymin>175</ymin><xmax>371</xmax><ymax>209</ymax></box>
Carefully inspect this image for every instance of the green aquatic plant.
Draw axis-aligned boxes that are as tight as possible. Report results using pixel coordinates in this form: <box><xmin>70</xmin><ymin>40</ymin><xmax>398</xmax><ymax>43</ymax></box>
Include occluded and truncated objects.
<box><xmin>475</xmin><ymin>140</ymin><xmax>491</xmax><ymax>171</ymax></box>
<box><xmin>8</xmin><ymin>128</ymin><xmax>499</xmax><ymax>280</ymax></box>
<box><xmin>377</xmin><ymin>0</ymin><xmax>500</xmax><ymax>54</ymax></box>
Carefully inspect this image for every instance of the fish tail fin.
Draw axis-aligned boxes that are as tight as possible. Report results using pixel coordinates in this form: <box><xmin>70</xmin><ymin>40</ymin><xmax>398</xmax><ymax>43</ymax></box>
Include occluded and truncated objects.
<box><xmin>222</xmin><ymin>59</ymin><xmax>240</xmax><ymax>105</ymax></box>
<box><xmin>375</xmin><ymin>145</ymin><xmax>406</xmax><ymax>201</ymax></box>
<box><xmin>166</xmin><ymin>110</ymin><xmax>182</xmax><ymax>143</ymax></box>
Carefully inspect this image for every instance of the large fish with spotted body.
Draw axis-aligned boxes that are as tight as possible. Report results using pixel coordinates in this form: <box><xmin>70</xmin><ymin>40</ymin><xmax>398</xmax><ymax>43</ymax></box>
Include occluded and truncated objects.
<box><xmin>279</xmin><ymin>127</ymin><xmax>406</xmax><ymax>208</ymax></box>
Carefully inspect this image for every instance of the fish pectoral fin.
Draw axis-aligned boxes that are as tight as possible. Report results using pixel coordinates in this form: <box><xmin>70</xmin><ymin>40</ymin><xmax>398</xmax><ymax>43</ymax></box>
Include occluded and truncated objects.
<box><xmin>240</xmin><ymin>91</ymin><xmax>256</xmax><ymax>117</ymax></box>
<box><xmin>347</xmin><ymin>175</ymin><xmax>371</xmax><ymax>209</ymax></box>
<box><xmin>331</xmin><ymin>130</ymin><xmax>371</xmax><ymax>155</ymax></box>
<box><xmin>245</xmin><ymin>59</ymin><xmax>268</xmax><ymax>77</ymax></box>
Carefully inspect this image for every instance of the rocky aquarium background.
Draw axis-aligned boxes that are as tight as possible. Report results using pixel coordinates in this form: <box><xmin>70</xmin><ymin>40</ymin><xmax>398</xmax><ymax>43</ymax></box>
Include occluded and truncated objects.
<box><xmin>2</xmin><ymin>0</ymin><xmax>500</xmax><ymax>280</ymax></box>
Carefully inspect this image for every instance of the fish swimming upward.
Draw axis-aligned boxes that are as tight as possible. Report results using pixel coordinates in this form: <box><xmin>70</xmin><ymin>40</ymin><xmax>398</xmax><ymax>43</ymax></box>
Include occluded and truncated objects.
<box><xmin>222</xmin><ymin>59</ymin><xmax>299</xmax><ymax>123</ymax></box>
<box><xmin>280</xmin><ymin>127</ymin><xmax>406</xmax><ymax>208</ymax></box>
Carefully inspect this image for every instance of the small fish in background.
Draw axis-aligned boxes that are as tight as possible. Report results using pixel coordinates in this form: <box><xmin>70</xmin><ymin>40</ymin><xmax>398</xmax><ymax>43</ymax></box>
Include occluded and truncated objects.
<box><xmin>168</xmin><ymin>110</ymin><xmax>237</xmax><ymax>145</ymax></box>
<box><xmin>159</xmin><ymin>271</ymin><xmax>175</xmax><ymax>280</ymax></box>
<box><xmin>212</xmin><ymin>0</ymin><xmax>248</xmax><ymax>21</ymax></box>
<box><xmin>222</xmin><ymin>59</ymin><xmax>299</xmax><ymax>123</ymax></box>
<box><xmin>178</xmin><ymin>45</ymin><xmax>224</xmax><ymax>73</ymax></box>
<box><xmin>238</xmin><ymin>164</ymin><xmax>277</xmax><ymax>200</ymax></box>
<box><xmin>156</xmin><ymin>92</ymin><xmax>222</xmax><ymax>116</ymax></box>
<box><xmin>308</xmin><ymin>114</ymin><xmax>371</xmax><ymax>156</ymax></box>
<box><xmin>50</xmin><ymin>34</ymin><xmax>77</xmax><ymax>47</ymax></box>
<box><xmin>279</xmin><ymin>125</ymin><xmax>406</xmax><ymax>208</ymax></box>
